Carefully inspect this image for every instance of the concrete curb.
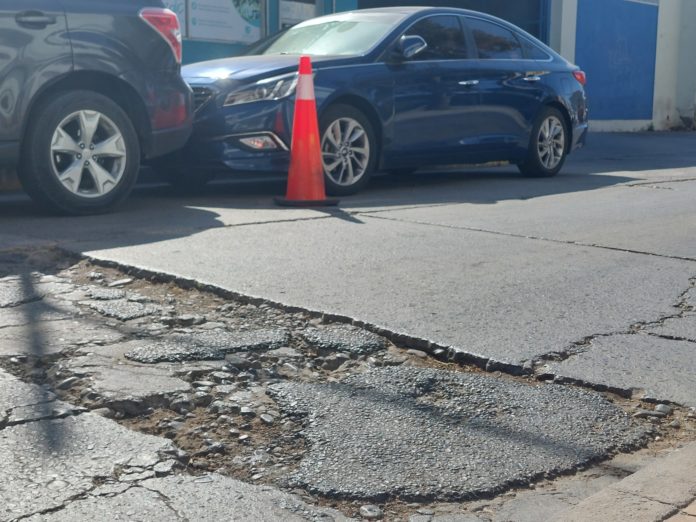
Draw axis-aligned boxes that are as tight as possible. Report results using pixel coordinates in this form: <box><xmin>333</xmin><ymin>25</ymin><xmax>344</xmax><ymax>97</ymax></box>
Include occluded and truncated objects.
<box><xmin>556</xmin><ymin>442</ymin><xmax>696</xmax><ymax>522</ymax></box>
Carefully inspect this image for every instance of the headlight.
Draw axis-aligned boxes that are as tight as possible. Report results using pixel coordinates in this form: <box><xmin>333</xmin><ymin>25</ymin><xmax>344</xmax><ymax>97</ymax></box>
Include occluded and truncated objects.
<box><xmin>224</xmin><ymin>74</ymin><xmax>298</xmax><ymax>107</ymax></box>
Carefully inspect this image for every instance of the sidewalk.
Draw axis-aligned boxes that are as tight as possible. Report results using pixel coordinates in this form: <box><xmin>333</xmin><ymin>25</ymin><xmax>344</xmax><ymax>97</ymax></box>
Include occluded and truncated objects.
<box><xmin>557</xmin><ymin>442</ymin><xmax>696</xmax><ymax>522</ymax></box>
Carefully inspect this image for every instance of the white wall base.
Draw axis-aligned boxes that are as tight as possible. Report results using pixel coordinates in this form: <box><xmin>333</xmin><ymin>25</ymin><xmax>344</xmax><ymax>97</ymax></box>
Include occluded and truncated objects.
<box><xmin>652</xmin><ymin>0</ymin><xmax>682</xmax><ymax>131</ymax></box>
<box><xmin>589</xmin><ymin>120</ymin><xmax>653</xmax><ymax>132</ymax></box>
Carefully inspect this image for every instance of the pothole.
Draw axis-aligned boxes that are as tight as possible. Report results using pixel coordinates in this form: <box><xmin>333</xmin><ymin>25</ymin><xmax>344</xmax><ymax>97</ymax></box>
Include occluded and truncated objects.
<box><xmin>1</xmin><ymin>246</ymin><xmax>696</xmax><ymax>521</ymax></box>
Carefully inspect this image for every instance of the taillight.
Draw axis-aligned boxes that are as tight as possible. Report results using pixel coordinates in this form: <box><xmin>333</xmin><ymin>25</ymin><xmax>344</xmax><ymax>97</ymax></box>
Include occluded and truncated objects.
<box><xmin>573</xmin><ymin>70</ymin><xmax>587</xmax><ymax>86</ymax></box>
<box><xmin>139</xmin><ymin>8</ymin><xmax>182</xmax><ymax>64</ymax></box>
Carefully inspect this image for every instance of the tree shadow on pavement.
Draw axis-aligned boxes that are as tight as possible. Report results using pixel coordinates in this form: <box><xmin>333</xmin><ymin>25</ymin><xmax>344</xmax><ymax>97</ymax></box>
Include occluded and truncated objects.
<box><xmin>0</xmin><ymin>249</ymin><xmax>136</xmax><ymax>454</ymax></box>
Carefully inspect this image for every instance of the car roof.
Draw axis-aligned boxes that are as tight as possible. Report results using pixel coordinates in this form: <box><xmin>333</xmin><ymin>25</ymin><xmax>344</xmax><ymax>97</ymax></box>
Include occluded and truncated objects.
<box><xmin>333</xmin><ymin>6</ymin><xmax>533</xmax><ymax>36</ymax></box>
<box><xmin>342</xmin><ymin>6</ymin><xmax>562</xmax><ymax>59</ymax></box>
<box><xmin>340</xmin><ymin>6</ymin><xmax>502</xmax><ymax>19</ymax></box>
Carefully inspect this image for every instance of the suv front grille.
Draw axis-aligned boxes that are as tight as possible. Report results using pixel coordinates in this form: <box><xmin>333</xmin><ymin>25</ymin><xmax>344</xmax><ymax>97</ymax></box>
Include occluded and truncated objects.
<box><xmin>191</xmin><ymin>87</ymin><xmax>214</xmax><ymax>112</ymax></box>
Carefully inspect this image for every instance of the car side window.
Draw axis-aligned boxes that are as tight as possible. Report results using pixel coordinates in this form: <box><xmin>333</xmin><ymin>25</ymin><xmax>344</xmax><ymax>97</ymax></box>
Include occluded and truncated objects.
<box><xmin>521</xmin><ymin>38</ymin><xmax>552</xmax><ymax>60</ymax></box>
<box><xmin>466</xmin><ymin>18</ymin><xmax>524</xmax><ymax>60</ymax></box>
<box><xmin>404</xmin><ymin>15</ymin><xmax>468</xmax><ymax>61</ymax></box>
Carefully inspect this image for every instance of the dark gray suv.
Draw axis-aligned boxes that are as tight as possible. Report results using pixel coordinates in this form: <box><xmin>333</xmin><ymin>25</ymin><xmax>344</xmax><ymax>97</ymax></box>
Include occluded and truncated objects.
<box><xmin>0</xmin><ymin>0</ymin><xmax>192</xmax><ymax>214</ymax></box>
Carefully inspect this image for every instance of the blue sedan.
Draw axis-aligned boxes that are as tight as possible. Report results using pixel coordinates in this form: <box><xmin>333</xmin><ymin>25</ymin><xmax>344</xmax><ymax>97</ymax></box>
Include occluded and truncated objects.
<box><xmin>171</xmin><ymin>7</ymin><xmax>588</xmax><ymax>195</ymax></box>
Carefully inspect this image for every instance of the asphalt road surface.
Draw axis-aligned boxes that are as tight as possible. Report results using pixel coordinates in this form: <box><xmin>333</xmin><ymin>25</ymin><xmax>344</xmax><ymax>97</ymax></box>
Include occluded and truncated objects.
<box><xmin>1</xmin><ymin>132</ymin><xmax>695</xmax><ymax>407</ymax></box>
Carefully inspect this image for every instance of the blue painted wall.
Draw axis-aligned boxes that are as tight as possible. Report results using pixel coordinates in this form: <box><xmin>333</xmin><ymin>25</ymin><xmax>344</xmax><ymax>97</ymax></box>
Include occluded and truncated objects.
<box><xmin>183</xmin><ymin>41</ymin><xmax>246</xmax><ymax>64</ymax></box>
<box><xmin>335</xmin><ymin>0</ymin><xmax>358</xmax><ymax>11</ymax></box>
<box><xmin>575</xmin><ymin>0</ymin><xmax>658</xmax><ymax>120</ymax></box>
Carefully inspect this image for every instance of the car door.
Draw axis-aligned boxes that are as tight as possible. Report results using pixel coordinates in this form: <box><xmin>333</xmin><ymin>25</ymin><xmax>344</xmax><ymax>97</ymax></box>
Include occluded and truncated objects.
<box><xmin>0</xmin><ymin>1</ymin><xmax>71</xmax><ymax>150</ymax></box>
<box><xmin>385</xmin><ymin>15</ymin><xmax>481</xmax><ymax>167</ymax></box>
<box><xmin>461</xmin><ymin>16</ymin><xmax>546</xmax><ymax>159</ymax></box>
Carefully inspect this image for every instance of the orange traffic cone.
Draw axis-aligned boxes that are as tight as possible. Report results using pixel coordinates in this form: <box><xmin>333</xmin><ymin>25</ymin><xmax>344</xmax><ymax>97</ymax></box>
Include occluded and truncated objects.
<box><xmin>275</xmin><ymin>56</ymin><xmax>339</xmax><ymax>207</ymax></box>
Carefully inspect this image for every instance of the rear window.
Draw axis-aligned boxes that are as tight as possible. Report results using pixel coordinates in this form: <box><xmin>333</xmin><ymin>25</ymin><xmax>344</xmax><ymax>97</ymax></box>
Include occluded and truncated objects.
<box><xmin>522</xmin><ymin>38</ymin><xmax>552</xmax><ymax>60</ymax></box>
<box><xmin>466</xmin><ymin>17</ymin><xmax>523</xmax><ymax>60</ymax></box>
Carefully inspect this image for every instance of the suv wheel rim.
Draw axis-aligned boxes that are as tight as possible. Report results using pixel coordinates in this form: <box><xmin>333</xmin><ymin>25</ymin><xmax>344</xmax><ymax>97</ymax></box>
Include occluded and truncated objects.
<box><xmin>50</xmin><ymin>110</ymin><xmax>127</xmax><ymax>198</ymax></box>
<box><xmin>321</xmin><ymin>117</ymin><xmax>370</xmax><ymax>187</ymax></box>
<box><xmin>537</xmin><ymin>116</ymin><xmax>565</xmax><ymax>170</ymax></box>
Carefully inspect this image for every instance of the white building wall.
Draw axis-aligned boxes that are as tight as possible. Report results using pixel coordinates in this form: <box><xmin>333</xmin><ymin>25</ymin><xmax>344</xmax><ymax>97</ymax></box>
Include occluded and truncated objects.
<box><xmin>548</xmin><ymin>0</ymin><xmax>577</xmax><ymax>63</ymax></box>
<box><xmin>676</xmin><ymin>1</ymin><xmax>696</xmax><ymax>126</ymax></box>
<box><xmin>652</xmin><ymin>0</ymin><xmax>682</xmax><ymax>130</ymax></box>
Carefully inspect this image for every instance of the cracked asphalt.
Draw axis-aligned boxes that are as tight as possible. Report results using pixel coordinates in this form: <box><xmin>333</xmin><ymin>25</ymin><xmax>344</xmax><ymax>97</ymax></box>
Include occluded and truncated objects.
<box><xmin>2</xmin><ymin>248</ymin><xmax>687</xmax><ymax>522</ymax></box>
<box><xmin>1</xmin><ymin>132</ymin><xmax>696</xmax><ymax>520</ymax></box>
<box><xmin>2</xmin><ymin>132</ymin><xmax>692</xmax><ymax>393</ymax></box>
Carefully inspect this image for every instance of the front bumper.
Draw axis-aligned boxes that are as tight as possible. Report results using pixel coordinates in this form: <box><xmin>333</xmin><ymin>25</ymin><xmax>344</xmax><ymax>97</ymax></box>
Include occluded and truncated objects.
<box><xmin>182</xmin><ymin>133</ymin><xmax>291</xmax><ymax>174</ymax></box>
<box><xmin>178</xmin><ymin>91</ymin><xmax>294</xmax><ymax>174</ymax></box>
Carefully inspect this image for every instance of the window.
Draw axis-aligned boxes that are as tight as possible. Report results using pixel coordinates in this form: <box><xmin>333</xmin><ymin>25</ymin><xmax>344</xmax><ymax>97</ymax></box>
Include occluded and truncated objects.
<box><xmin>521</xmin><ymin>38</ymin><xmax>551</xmax><ymax>60</ymax></box>
<box><xmin>263</xmin><ymin>13</ymin><xmax>405</xmax><ymax>56</ymax></box>
<box><xmin>405</xmin><ymin>16</ymin><xmax>468</xmax><ymax>61</ymax></box>
<box><xmin>466</xmin><ymin>18</ymin><xmax>523</xmax><ymax>60</ymax></box>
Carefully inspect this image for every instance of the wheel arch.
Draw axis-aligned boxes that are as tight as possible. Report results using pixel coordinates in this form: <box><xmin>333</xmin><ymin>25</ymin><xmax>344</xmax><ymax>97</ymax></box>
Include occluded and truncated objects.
<box><xmin>21</xmin><ymin>71</ymin><xmax>152</xmax><ymax>160</ymax></box>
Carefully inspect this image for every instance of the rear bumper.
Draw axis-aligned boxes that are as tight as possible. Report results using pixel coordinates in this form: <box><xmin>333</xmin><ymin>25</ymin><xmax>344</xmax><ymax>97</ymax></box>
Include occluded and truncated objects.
<box><xmin>571</xmin><ymin>122</ymin><xmax>589</xmax><ymax>152</ymax></box>
<box><xmin>147</xmin><ymin>123</ymin><xmax>193</xmax><ymax>160</ymax></box>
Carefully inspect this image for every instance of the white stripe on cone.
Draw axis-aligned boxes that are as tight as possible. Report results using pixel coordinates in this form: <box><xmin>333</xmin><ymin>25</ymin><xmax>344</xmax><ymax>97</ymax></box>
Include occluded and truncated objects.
<box><xmin>296</xmin><ymin>74</ymin><xmax>315</xmax><ymax>101</ymax></box>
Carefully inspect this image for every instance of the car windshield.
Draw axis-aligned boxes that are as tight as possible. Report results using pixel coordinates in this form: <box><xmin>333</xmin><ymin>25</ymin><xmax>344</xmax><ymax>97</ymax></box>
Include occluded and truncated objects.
<box><xmin>262</xmin><ymin>13</ymin><xmax>402</xmax><ymax>56</ymax></box>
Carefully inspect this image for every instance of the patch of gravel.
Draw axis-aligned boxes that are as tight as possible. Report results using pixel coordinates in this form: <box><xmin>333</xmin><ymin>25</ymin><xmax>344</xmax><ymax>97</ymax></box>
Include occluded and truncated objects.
<box><xmin>83</xmin><ymin>299</ymin><xmax>161</xmax><ymax>321</ymax></box>
<box><xmin>269</xmin><ymin>366</ymin><xmax>649</xmax><ymax>502</ymax></box>
<box><xmin>125</xmin><ymin>329</ymin><xmax>291</xmax><ymax>363</ymax></box>
<box><xmin>0</xmin><ymin>277</ymin><xmax>44</xmax><ymax>307</ymax></box>
<box><xmin>300</xmin><ymin>324</ymin><xmax>386</xmax><ymax>355</ymax></box>
<box><xmin>86</xmin><ymin>287</ymin><xmax>127</xmax><ymax>301</ymax></box>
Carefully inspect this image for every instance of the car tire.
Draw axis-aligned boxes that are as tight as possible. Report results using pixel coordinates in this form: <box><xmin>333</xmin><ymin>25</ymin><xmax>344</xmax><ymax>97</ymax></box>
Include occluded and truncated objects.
<box><xmin>19</xmin><ymin>90</ymin><xmax>140</xmax><ymax>215</ymax></box>
<box><xmin>319</xmin><ymin>104</ymin><xmax>377</xmax><ymax>196</ymax></box>
<box><xmin>518</xmin><ymin>107</ymin><xmax>569</xmax><ymax>178</ymax></box>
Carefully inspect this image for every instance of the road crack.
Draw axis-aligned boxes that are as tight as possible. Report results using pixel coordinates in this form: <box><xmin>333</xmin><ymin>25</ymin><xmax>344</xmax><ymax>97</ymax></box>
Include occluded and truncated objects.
<box><xmin>364</xmin><ymin>214</ymin><xmax>696</xmax><ymax>263</ymax></box>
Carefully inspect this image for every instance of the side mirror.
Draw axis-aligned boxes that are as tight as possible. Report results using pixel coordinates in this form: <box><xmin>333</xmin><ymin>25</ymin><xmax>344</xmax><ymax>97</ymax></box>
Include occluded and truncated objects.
<box><xmin>397</xmin><ymin>35</ymin><xmax>428</xmax><ymax>60</ymax></box>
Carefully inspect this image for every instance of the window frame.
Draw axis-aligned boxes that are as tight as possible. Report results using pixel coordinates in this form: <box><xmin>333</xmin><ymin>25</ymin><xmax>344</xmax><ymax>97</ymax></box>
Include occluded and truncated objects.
<box><xmin>519</xmin><ymin>35</ymin><xmax>553</xmax><ymax>62</ymax></box>
<box><xmin>381</xmin><ymin>13</ymin><xmax>475</xmax><ymax>63</ymax></box>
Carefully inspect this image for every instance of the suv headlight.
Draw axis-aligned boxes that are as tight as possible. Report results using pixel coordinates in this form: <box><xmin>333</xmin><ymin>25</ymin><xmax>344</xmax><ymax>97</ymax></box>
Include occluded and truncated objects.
<box><xmin>224</xmin><ymin>73</ymin><xmax>298</xmax><ymax>107</ymax></box>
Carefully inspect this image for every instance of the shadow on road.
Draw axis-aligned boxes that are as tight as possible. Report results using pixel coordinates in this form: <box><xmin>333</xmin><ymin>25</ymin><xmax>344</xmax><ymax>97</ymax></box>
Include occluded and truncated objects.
<box><xmin>0</xmin><ymin>166</ymin><xmax>640</xmax><ymax>253</ymax></box>
<box><xmin>0</xmin><ymin>251</ymin><xmax>80</xmax><ymax>452</ymax></box>
<box><xmin>0</xmin><ymin>131</ymin><xmax>694</xmax><ymax>251</ymax></box>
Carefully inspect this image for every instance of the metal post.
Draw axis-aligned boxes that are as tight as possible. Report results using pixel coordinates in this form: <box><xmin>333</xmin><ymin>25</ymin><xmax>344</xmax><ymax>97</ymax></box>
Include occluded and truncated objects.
<box><xmin>260</xmin><ymin>0</ymin><xmax>268</xmax><ymax>37</ymax></box>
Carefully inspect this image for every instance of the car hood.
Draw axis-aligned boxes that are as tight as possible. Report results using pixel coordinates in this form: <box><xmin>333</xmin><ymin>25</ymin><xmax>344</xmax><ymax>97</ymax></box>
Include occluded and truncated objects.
<box><xmin>183</xmin><ymin>54</ymin><xmax>361</xmax><ymax>85</ymax></box>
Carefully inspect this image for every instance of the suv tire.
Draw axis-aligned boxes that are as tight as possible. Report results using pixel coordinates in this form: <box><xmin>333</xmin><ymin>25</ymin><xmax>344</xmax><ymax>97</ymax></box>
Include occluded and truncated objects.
<box><xmin>19</xmin><ymin>90</ymin><xmax>140</xmax><ymax>215</ymax></box>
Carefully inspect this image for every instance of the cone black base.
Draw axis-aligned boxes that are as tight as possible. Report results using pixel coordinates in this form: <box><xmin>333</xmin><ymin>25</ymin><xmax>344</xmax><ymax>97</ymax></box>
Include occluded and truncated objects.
<box><xmin>274</xmin><ymin>197</ymin><xmax>340</xmax><ymax>207</ymax></box>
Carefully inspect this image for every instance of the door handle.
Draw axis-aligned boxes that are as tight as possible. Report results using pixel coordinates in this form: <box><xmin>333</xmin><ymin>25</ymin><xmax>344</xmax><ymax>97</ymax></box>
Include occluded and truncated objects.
<box><xmin>522</xmin><ymin>76</ymin><xmax>542</xmax><ymax>82</ymax></box>
<box><xmin>458</xmin><ymin>80</ymin><xmax>480</xmax><ymax>87</ymax></box>
<box><xmin>16</xmin><ymin>11</ymin><xmax>57</xmax><ymax>28</ymax></box>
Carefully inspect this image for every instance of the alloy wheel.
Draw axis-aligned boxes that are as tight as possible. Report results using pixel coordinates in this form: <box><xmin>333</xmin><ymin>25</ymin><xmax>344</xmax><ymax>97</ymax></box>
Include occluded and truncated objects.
<box><xmin>321</xmin><ymin>117</ymin><xmax>370</xmax><ymax>187</ymax></box>
<box><xmin>50</xmin><ymin>110</ymin><xmax>127</xmax><ymax>198</ymax></box>
<box><xmin>536</xmin><ymin>116</ymin><xmax>565</xmax><ymax>170</ymax></box>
